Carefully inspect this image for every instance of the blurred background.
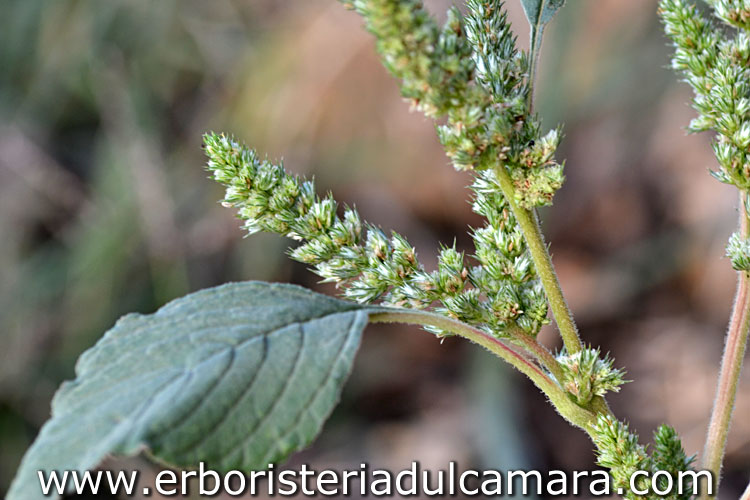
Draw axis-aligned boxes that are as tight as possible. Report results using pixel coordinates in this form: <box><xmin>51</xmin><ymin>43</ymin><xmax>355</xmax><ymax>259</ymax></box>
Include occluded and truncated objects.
<box><xmin>1</xmin><ymin>0</ymin><xmax>748</xmax><ymax>498</ymax></box>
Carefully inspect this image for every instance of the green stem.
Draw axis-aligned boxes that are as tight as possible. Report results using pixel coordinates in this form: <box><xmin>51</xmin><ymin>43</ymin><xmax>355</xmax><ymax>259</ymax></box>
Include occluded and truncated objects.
<box><xmin>508</xmin><ymin>324</ymin><xmax>566</xmax><ymax>382</ymax></box>
<box><xmin>700</xmin><ymin>196</ymin><xmax>750</xmax><ymax>499</ymax></box>
<box><xmin>590</xmin><ymin>395</ymin><xmax>614</xmax><ymax>419</ymax></box>
<box><xmin>527</xmin><ymin>29</ymin><xmax>543</xmax><ymax>113</ymax></box>
<box><xmin>368</xmin><ymin>309</ymin><xmax>597</xmax><ymax>434</ymax></box>
<box><xmin>513</xmin><ymin>329</ymin><xmax>612</xmax><ymax>418</ymax></box>
<box><xmin>493</xmin><ymin>164</ymin><xmax>583</xmax><ymax>354</ymax></box>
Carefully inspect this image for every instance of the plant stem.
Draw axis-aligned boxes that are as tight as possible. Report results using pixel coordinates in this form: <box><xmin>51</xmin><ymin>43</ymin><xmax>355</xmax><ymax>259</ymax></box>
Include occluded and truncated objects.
<box><xmin>370</xmin><ymin>310</ymin><xmax>548</xmax><ymax>388</ymax></box>
<box><xmin>700</xmin><ymin>196</ymin><xmax>750</xmax><ymax>499</ymax></box>
<box><xmin>369</xmin><ymin>309</ymin><xmax>597</xmax><ymax>433</ymax></box>
<box><xmin>508</xmin><ymin>324</ymin><xmax>566</xmax><ymax>382</ymax></box>
<box><xmin>527</xmin><ymin>30</ymin><xmax>543</xmax><ymax>113</ymax></box>
<box><xmin>493</xmin><ymin>164</ymin><xmax>583</xmax><ymax>354</ymax></box>
<box><xmin>512</xmin><ymin>326</ymin><xmax>613</xmax><ymax>418</ymax></box>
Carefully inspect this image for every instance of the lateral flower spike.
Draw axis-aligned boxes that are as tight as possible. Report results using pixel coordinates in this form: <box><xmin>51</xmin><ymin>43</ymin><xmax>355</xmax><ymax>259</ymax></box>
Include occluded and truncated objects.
<box><xmin>727</xmin><ymin>231</ymin><xmax>750</xmax><ymax>271</ymax></box>
<box><xmin>591</xmin><ymin>415</ymin><xmax>652</xmax><ymax>499</ymax></box>
<box><xmin>204</xmin><ymin>132</ymin><xmax>548</xmax><ymax>338</ymax></box>
<box><xmin>705</xmin><ymin>0</ymin><xmax>750</xmax><ymax>30</ymax></box>
<box><xmin>651</xmin><ymin>424</ymin><xmax>695</xmax><ymax>500</ymax></box>
<box><xmin>661</xmin><ymin>0</ymin><xmax>750</xmax><ymax>190</ymax></box>
<box><xmin>556</xmin><ymin>347</ymin><xmax>627</xmax><ymax>406</ymax></box>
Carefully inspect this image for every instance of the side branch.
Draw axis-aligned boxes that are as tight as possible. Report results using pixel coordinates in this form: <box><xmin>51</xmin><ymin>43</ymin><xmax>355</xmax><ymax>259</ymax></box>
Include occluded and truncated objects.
<box><xmin>368</xmin><ymin>309</ymin><xmax>597</xmax><ymax>433</ymax></box>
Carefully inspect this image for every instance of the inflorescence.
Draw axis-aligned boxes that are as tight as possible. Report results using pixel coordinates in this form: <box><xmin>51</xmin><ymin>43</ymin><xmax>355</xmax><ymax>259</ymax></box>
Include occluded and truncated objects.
<box><xmin>660</xmin><ymin>0</ymin><xmax>750</xmax><ymax>266</ymax></box>
<box><xmin>205</xmin><ymin>0</ymin><xmax>569</xmax><ymax>340</ymax></box>
<box><xmin>556</xmin><ymin>347</ymin><xmax>626</xmax><ymax>406</ymax></box>
<box><xmin>205</xmin><ymin>132</ymin><xmax>544</xmax><ymax>337</ymax></box>
<box><xmin>592</xmin><ymin>416</ymin><xmax>695</xmax><ymax>500</ymax></box>
<box><xmin>206</xmin><ymin>1</ymin><xmax>694</xmax><ymax>494</ymax></box>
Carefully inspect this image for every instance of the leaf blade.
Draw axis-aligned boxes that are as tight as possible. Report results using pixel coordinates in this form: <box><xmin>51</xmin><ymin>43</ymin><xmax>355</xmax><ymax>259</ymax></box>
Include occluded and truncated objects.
<box><xmin>8</xmin><ymin>282</ymin><xmax>367</xmax><ymax>500</ymax></box>
<box><xmin>520</xmin><ymin>0</ymin><xmax>566</xmax><ymax>33</ymax></box>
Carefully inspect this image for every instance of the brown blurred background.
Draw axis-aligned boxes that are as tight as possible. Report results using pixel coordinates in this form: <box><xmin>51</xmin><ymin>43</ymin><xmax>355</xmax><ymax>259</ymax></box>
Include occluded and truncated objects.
<box><xmin>1</xmin><ymin>0</ymin><xmax>748</xmax><ymax>498</ymax></box>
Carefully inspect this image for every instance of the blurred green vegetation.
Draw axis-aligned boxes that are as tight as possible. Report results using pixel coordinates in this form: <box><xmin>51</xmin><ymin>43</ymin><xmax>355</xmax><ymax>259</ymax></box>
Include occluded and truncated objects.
<box><xmin>1</xmin><ymin>1</ymin><xmax>749</xmax><ymax>497</ymax></box>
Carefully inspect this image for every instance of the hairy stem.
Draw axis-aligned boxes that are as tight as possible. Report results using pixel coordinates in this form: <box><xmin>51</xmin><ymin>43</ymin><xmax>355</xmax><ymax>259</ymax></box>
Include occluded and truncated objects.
<box><xmin>509</xmin><ymin>324</ymin><xmax>565</xmax><ymax>382</ymax></box>
<box><xmin>369</xmin><ymin>309</ymin><xmax>597</xmax><ymax>433</ymax></box>
<box><xmin>701</xmin><ymin>196</ymin><xmax>750</xmax><ymax>499</ymax></box>
<box><xmin>493</xmin><ymin>164</ymin><xmax>583</xmax><ymax>354</ymax></box>
<box><xmin>590</xmin><ymin>395</ymin><xmax>614</xmax><ymax>419</ymax></box>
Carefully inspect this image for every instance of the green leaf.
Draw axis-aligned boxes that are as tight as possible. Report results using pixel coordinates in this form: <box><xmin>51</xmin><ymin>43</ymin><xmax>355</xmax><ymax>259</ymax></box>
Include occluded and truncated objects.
<box><xmin>520</xmin><ymin>0</ymin><xmax>566</xmax><ymax>32</ymax></box>
<box><xmin>8</xmin><ymin>282</ymin><xmax>367</xmax><ymax>500</ymax></box>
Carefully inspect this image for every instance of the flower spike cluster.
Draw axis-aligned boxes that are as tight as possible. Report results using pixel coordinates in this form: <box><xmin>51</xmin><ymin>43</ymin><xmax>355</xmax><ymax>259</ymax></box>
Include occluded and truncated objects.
<box><xmin>651</xmin><ymin>425</ymin><xmax>696</xmax><ymax>500</ymax></box>
<box><xmin>660</xmin><ymin>0</ymin><xmax>750</xmax><ymax>270</ymax></box>
<box><xmin>705</xmin><ymin>0</ymin><xmax>750</xmax><ymax>30</ymax></box>
<box><xmin>555</xmin><ymin>347</ymin><xmax>626</xmax><ymax>406</ymax></box>
<box><xmin>204</xmin><ymin>0</ymin><xmax>574</xmax><ymax>340</ymax></box>
<box><xmin>205</xmin><ymin>132</ymin><xmax>545</xmax><ymax>337</ymax></box>
<box><xmin>727</xmin><ymin>230</ymin><xmax>750</xmax><ymax>271</ymax></box>
<box><xmin>206</xmin><ymin>0</ymin><xmax>697</xmax><ymax>490</ymax></box>
<box><xmin>592</xmin><ymin>416</ymin><xmax>652</xmax><ymax>500</ymax></box>
<box><xmin>333</xmin><ymin>0</ymin><xmax>571</xmax><ymax>334</ymax></box>
<box><xmin>343</xmin><ymin>0</ymin><xmax>564</xmax><ymax>209</ymax></box>
<box><xmin>660</xmin><ymin>0</ymin><xmax>745</xmax><ymax>187</ymax></box>
<box><xmin>592</xmin><ymin>416</ymin><xmax>695</xmax><ymax>500</ymax></box>
<box><xmin>469</xmin><ymin>169</ymin><xmax>549</xmax><ymax>335</ymax></box>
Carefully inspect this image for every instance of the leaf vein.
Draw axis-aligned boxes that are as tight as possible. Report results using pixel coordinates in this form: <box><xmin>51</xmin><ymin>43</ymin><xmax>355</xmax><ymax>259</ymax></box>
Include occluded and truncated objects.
<box><xmin>170</xmin><ymin>334</ymin><xmax>269</xmax><ymax>457</ymax></box>
<box><xmin>258</xmin><ymin>315</ymin><xmax>356</xmax><ymax>465</ymax></box>
<box><xmin>155</xmin><ymin>345</ymin><xmax>238</xmax><ymax>445</ymax></box>
<box><xmin>224</xmin><ymin>323</ymin><xmax>306</xmax><ymax>467</ymax></box>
